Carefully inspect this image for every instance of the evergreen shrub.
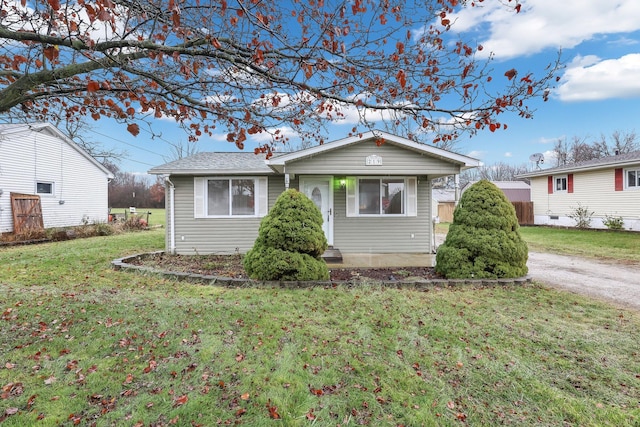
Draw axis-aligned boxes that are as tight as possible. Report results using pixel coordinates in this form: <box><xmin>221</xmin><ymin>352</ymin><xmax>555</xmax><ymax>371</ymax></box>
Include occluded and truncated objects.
<box><xmin>244</xmin><ymin>189</ymin><xmax>329</xmax><ymax>281</ymax></box>
<box><xmin>435</xmin><ymin>180</ymin><xmax>528</xmax><ymax>279</ymax></box>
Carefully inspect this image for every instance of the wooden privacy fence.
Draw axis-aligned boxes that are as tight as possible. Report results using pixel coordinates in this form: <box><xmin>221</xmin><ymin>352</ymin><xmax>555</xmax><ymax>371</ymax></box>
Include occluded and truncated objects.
<box><xmin>10</xmin><ymin>192</ymin><xmax>44</xmax><ymax>234</ymax></box>
<box><xmin>438</xmin><ymin>201</ymin><xmax>533</xmax><ymax>225</ymax></box>
<box><xmin>512</xmin><ymin>201</ymin><xmax>534</xmax><ymax>225</ymax></box>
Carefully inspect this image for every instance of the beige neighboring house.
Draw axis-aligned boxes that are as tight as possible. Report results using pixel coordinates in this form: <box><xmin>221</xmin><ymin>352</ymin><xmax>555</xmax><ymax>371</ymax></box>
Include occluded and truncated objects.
<box><xmin>149</xmin><ymin>131</ymin><xmax>480</xmax><ymax>266</ymax></box>
<box><xmin>517</xmin><ymin>151</ymin><xmax>640</xmax><ymax>231</ymax></box>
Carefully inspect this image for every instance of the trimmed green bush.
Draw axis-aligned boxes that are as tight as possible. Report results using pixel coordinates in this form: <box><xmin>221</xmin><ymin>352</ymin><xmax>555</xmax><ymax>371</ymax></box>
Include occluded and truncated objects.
<box><xmin>244</xmin><ymin>189</ymin><xmax>329</xmax><ymax>280</ymax></box>
<box><xmin>435</xmin><ymin>180</ymin><xmax>528</xmax><ymax>279</ymax></box>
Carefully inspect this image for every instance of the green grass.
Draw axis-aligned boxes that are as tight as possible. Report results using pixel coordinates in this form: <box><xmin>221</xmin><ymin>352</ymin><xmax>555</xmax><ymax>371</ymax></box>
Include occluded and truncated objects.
<box><xmin>519</xmin><ymin>226</ymin><xmax>640</xmax><ymax>262</ymax></box>
<box><xmin>1</xmin><ymin>229</ymin><xmax>639</xmax><ymax>426</ymax></box>
<box><xmin>438</xmin><ymin>222</ymin><xmax>640</xmax><ymax>263</ymax></box>
<box><xmin>111</xmin><ymin>208</ymin><xmax>166</xmax><ymax>228</ymax></box>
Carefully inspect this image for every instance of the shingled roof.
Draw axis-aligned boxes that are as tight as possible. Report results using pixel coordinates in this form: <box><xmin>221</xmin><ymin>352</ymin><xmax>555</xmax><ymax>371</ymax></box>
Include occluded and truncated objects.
<box><xmin>518</xmin><ymin>150</ymin><xmax>640</xmax><ymax>178</ymax></box>
<box><xmin>148</xmin><ymin>152</ymin><xmax>275</xmax><ymax>175</ymax></box>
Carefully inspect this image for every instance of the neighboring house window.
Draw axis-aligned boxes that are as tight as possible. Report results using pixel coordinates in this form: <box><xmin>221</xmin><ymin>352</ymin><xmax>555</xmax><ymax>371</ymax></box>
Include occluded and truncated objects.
<box><xmin>346</xmin><ymin>176</ymin><xmax>417</xmax><ymax>217</ymax></box>
<box><xmin>194</xmin><ymin>177</ymin><xmax>268</xmax><ymax>218</ymax></box>
<box><xmin>627</xmin><ymin>167</ymin><xmax>640</xmax><ymax>189</ymax></box>
<box><xmin>36</xmin><ymin>181</ymin><xmax>54</xmax><ymax>195</ymax></box>
<box><xmin>548</xmin><ymin>174</ymin><xmax>573</xmax><ymax>194</ymax></box>
<box><xmin>554</xmin><ymin>175</ymin><xmax>567</xmax><ymax>192</ymax></box>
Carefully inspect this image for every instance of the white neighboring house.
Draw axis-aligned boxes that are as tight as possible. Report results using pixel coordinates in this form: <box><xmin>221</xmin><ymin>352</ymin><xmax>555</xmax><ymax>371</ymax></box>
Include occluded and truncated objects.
<box><xmin>0</xmin><ymin>123</ymin><xmax>114</xmax><ymax>233</ymax></box>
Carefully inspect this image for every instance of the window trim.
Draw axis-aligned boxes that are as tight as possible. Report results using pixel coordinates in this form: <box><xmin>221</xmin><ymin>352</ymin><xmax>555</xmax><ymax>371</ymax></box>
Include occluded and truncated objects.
<box><xmin>36</xmin><ymin>181</ymin><xmax>54</xmax><ymax>195</ymax></box>
<box><xmin>625</xmin><ymin>167</ymin><xmax>640</xmax><ymax>190</ymax></box>
<box><xmin>346</xmin><ymin>176</ymin><xmax>417</xmax><ymax>217</ymax></box>
<box><xmin>194</xmin><ymin>176</ymin><xmax>268</xmax><ymax>219</ymax></box>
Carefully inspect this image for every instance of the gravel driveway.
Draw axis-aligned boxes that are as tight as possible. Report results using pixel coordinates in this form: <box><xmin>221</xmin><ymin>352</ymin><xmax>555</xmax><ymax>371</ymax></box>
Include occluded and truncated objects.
<box><xmin>435</xmin><ymin>233</ymin><xmax>640</xmax><ymax>311</ymax></box>
<box><xmin>527</xmin><ymin>252</ymin><xmax>640</xmax><ymax>311</ymax></box>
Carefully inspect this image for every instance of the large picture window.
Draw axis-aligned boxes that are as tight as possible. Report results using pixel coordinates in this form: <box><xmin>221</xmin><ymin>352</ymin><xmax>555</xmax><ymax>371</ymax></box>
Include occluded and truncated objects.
<box><xmin>358</xmin><ymin>178</ymin><xmax>405</xmax><ymax>215</ymax></box>
<box><xmin>207</xmin><ymin>179</ymin><xmax>256</xmax><ymax>216</ymax></box>
<box><xmin>346</xmin><ymin>176</ymin><xmax>417</xmax><ymax>217</ymax></box>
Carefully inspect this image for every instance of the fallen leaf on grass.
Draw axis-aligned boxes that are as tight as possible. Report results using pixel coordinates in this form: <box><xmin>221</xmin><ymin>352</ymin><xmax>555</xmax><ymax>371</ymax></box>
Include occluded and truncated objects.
<box><xmin>173</xmin><ymin>394</ymin><xmax>188</xmax><ymax>407</ymax></box>
<box><xmin>266</xmin><ymin>400</ymin><xmax>280</xmax><ymax>419</ymax></box>
<box><xmin>5</xmin><ymin>407</ymin><xmax>19</xmax><ymax>416</ymax></box>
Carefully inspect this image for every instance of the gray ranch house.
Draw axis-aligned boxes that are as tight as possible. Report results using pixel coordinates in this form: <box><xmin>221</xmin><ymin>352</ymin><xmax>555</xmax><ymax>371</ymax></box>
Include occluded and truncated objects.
<box><xmin>149</xmin><ymin>131</ymin><xmax>479</xmax><ymax>267</ymax></box>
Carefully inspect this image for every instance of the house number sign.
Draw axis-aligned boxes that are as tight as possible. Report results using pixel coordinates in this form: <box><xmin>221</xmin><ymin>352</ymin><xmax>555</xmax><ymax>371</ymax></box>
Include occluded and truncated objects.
<box><xmin>365</xmin><ymin>154</ymin><xmax>383</xmax><ymax>166</ymax></box>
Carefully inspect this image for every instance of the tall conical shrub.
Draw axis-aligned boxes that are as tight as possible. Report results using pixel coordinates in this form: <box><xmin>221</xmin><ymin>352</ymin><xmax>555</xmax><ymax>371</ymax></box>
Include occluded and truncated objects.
<box><xmin>243</xmin><ymin>189</ymin><xmax>329</xmax><ymax>281</ymax></box>
<box><xmin>435</xmin><ymin>180</ymin><xmax>528</xmax><ymax>279</ymax></box>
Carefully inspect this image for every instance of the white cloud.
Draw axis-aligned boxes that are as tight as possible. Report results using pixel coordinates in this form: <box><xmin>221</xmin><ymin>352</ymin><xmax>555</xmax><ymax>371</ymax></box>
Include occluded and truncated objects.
<box><xmin>447</xmin><ymin>0</ymin><xmax>640</xmax><ymax>59</ymax></box>
<box><xmin>557</xmin><ymin>53</ymin><xmax>640</xmax><ymax>101</ymax></box>
<box><xmin>537</xmin><ymin>136</ymin><xmax>563</xmax><ymax>145</ymax></box>
<box><xmin>504</xmin><ymin>152</ymin><xmax>512</xmax><ymax>158</ymax></box>
<box><xmin>467</xmin><ymin>150</ymin><xmax>486</xmax><ymax>159</ymax></box>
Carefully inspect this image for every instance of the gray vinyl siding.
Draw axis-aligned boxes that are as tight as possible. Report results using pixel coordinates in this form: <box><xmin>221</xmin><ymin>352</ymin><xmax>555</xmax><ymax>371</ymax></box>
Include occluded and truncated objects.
<box><xmin>332</xmin><ymin>178</ymin><xmax>432</xmax><ymax>253</ymax></box>
<box><xmin>283</xmin><ymin>141</ymin><xmax>461</xmax><ymax>176</ymax></box>
<box><xmin>169</xmin><ymin>175</ymin><xmax>286</xmax><ymax>254</ymax></box>
<box><xmin>0</xmin><ymin>128</ymin><xmax>110</xmax><ymax>233</ymax></box>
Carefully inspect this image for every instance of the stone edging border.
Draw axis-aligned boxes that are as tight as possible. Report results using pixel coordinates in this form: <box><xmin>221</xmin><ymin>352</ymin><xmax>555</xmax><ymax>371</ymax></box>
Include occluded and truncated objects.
<box><xmin>112</xmin><ymin>251</ymin><xmax>533</xmax><ymax>288</ymax></box>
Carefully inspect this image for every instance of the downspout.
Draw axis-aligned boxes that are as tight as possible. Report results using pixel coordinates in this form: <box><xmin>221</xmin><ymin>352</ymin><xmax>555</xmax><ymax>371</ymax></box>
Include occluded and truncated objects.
<box><xmin>454</xmin><ymin>174</ymin><xmax>460</xmax><ymax>205</ymax></box>
<box><xmin>164</xmin><ymin>175</ymin><xmax>176</xmax><ymax>254</ymax></box>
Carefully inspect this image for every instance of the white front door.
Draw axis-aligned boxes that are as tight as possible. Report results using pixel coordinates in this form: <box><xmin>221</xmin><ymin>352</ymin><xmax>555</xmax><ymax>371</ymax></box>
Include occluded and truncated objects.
<box><xmin>301</xmin><ymin>177</ymin><xmax>333</xmax><ymax>246</ymax></box>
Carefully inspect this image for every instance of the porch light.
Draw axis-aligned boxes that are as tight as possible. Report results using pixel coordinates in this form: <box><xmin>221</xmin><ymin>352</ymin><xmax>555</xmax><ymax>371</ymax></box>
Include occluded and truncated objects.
<box><xmin>339</xmin><ymin>179</ymin><xmax>346</xmax><ymax>189</ymax></box>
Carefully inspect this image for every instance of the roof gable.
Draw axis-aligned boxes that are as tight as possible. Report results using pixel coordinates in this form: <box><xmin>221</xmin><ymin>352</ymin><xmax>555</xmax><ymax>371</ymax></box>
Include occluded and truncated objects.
<box><xmin>149</xmin><ymin>152</ymin><xmax>274</xmax><ymax>175</ymax></box>
<box><xmin>266</xmin><ymin>130</ymin><xmax>479</xmax><ymax>173</ymax></box>
<box><xmin>148</xmin><ymin>130</ymin><xmax>480</xmax><ymax>176</ymax></box>
<box><xmin>0</xmin><ymin>122</ymin><xmax>114</xmax><ymax>178</ymax></box>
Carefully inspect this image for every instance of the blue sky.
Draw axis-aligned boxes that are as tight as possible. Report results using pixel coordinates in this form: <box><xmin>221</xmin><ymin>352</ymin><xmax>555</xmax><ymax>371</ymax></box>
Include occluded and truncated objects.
<box><xmin>88</xmin><ymin>1</ymin><xmax>640</xmax><ymax>175</ymax></box>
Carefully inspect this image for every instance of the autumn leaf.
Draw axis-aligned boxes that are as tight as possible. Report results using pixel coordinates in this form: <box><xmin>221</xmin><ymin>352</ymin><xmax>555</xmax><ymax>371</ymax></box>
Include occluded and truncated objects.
<box><xmin>47</xmin><ymin>0</ymin><xmax>60</xmax><ymax>10</ymax></box>
<box><xmin>173</xmin><ymin>394</ymin><xmax>188</xmax><ymax>407</ymax></box>
<box><xmin>123</xmin><ymin>373</ymin><xmax>133</xmax><ymax>384</ymax></box>
<box><xmin>4</xmin><ymin>407</ymin><xmax>19</xmax><ymax>416</ymax></box>
<box><xmin>240</xmin><ymin>392</ymin><xmax>250</xmax><ymax>400</ymax></box>
<box><xmin>504</xmin><ymin>68</ymin><xmax>517</xmax><ymax>80</ymax></box>
<box><xmin>87</xmin><ymin>81</ymin><xmax>100</xmax><ymax>92</ymax></box>
<box><xmin>266</xmin><ymin>400</ymin><xmax>280</xmax><ymax>419</ymax></box>
<box><xmin>396</xmin><ymin>69</ymin><xmax>406</xmax><ymax>89</ymax></box>
<box><xmin>43</xmin><ymin>46</ymin><xmax>59</xmax><ymax>62</ymax></box>
<box><xmin>127</xmin><ymin>123</ymin><xmax>140</xmax><ymax>136</ymax></box>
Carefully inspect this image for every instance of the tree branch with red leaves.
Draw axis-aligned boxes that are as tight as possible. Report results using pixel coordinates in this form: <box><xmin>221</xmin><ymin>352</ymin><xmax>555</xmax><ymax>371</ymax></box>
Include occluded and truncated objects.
<box><xmin>0</xmin><ymin>0</ymin><xmax>560</xmax><ymax>153</ymax></box>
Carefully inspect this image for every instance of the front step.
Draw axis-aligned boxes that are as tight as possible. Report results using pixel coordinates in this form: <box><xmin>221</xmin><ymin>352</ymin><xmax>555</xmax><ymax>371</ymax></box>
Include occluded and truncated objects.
<box><xmin>322</xmin><ymin>247</ymin><xmax>343</xmax><ymax>263</ymax></box>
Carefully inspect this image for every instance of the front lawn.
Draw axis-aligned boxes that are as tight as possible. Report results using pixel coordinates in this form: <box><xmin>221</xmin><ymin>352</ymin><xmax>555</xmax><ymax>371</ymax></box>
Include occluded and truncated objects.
<box><xmin>0</xmin><ymin>229</ymin><xmax>639</xmax><ymax>426</ymax></box>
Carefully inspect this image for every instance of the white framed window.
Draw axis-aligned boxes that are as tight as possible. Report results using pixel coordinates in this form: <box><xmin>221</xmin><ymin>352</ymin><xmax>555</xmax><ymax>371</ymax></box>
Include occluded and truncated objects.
<box><xmin>36</xmin><ymin>181</ymin><xmax>54</xmax><ymax>195</ymax></box>
<box><xmin>194</xmin><ymin>177</ymin><xmax>268</xmax><ymax>218</ymax></box>
<box><xmin>346</xmin><ymin>176</ymin><xmax>417</xmax><ymax>217</ymax></box>
<box><xmin>554</xmin><ymin>175</ymin><xmax>567</xmax><ymax>192</ymax></box>
<box><xmin>626</xmin><ymin>168</ymin><xmax>640</xmax><ymax>189</ymax></box>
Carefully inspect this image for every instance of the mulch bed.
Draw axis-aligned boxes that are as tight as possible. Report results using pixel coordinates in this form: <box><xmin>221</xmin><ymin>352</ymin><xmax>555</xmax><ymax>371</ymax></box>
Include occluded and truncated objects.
<box><xmin>129</xmin><ymin>253</ymin><xmax>443</xmax><ymax>282</ymax></box>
